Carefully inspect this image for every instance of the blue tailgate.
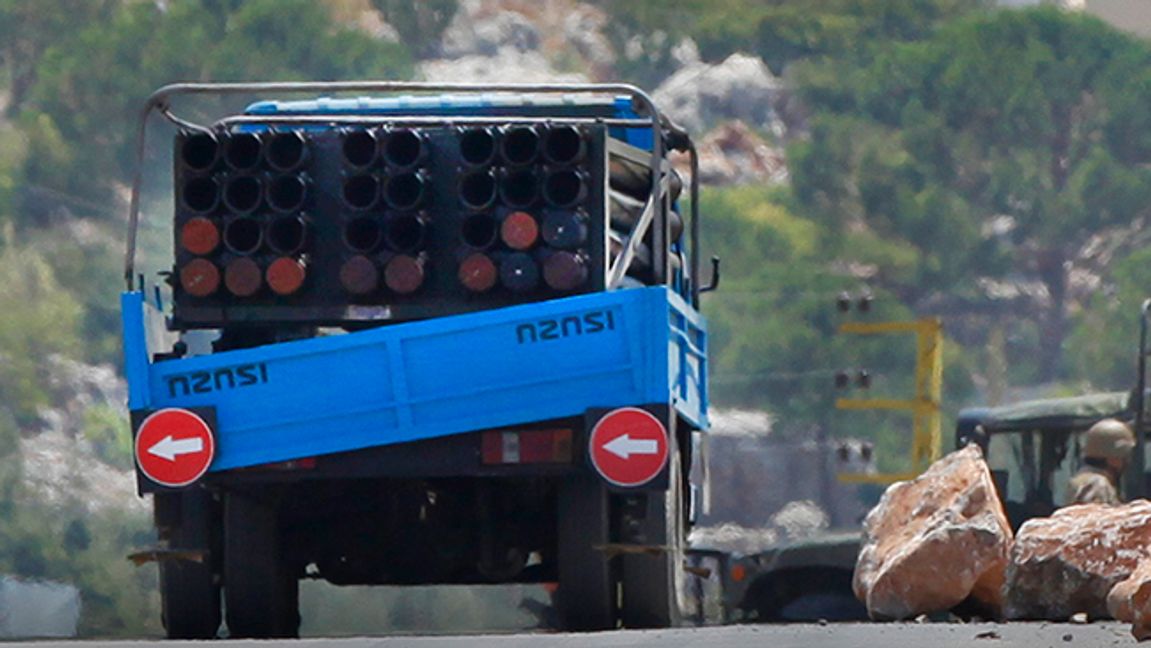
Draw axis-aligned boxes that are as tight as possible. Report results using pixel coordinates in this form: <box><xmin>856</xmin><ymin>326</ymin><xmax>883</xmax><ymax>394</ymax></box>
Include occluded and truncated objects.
<box><xmin>123</xmin><ymin>287</ymin><xmax>707</xmax><ymax>471</ymax></box>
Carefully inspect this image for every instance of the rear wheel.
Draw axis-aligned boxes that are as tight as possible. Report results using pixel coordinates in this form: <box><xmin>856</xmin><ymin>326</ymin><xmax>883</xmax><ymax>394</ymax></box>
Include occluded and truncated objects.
<box><xmin>619</xmin><ymin>425</ymin><xmax>687</xmax><ymax>628</ymax></box>
<box><xmin>223</xmin><ymin>491</ymin><xmax>300</xmax><ymax>638</ymax></box>
<box><xmin>556</xmin><ymin>474</ymin><xmax>616</xmax><ymax>630</ymax></box>
<box><xmin>155</xmin><ymin>490</ymin><xmax>222</xmax><ymax>639</ymax></box>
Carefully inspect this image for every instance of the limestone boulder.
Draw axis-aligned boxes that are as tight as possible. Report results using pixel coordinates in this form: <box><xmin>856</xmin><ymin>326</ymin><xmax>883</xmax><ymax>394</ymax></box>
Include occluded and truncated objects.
<box><xmin>1005</xmin><ymin>500</ymin><xmax>1151</xmax><ymax>620</ymax></box>
<box><xmin>853</xmin><ymin>444</ymin><xmax>1013</xmax><ymax>620</ymax></box>
<box><xmin>1107</xmin><ymin>558</ymin><xmax>1146</xmax><ymax>623</ymax></box>
<box><xmin>1108</xmin><ymin>554</ymin><xmax>1151</xmax><ymax>642</ymax></box>
<box><xmin>1127</xmin><ymin>558</ymin><xmax>1151</xmax><ymax>641</ymax></box>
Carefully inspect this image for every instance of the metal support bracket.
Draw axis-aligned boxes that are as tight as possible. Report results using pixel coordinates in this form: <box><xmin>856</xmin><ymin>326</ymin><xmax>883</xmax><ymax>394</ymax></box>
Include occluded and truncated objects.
<box><xmin>835</xmin><ymin>318</ymin><xmax>944</xmax><ymax>484</ymax></box>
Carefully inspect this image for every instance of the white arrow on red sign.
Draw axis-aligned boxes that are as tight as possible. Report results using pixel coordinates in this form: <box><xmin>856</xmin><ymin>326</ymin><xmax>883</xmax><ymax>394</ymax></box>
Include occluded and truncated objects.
<box><xmin>603</xmin><ymin>434</ymin><xmax>660</xmax><ymax>460</ymax></box>
<box><xmin>148</xmin><ymin>435</ymin><xmax>205</xmax><ymax>461</ymax></box>
<box><xmin>134</xmin><ymin>408</ymin><xmax>216</xmax><ymax>488</ymax></box>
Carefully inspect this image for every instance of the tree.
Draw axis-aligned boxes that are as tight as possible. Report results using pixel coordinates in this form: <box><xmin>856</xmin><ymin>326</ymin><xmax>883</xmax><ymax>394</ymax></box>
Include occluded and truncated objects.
<box><xmin>0</xmin><ymin>0</ymin><xmax>117</xmax><ymax>116</ymax></box>
<box><xmin>370</xmin><ymin>0</ymin><xmax>459</xmax><ymax>58</ymax></box>
<box><xmin>0</xmin><ymin>238</ymin><xmax>82</xmax><ymax>425</ymax></box>
<box><xmin>593</xmin><ymin>0</ymin><xmax>986</xmax><ymax>85</ymax></box>
<box><xmin>0</xmin><ymin>0</ymin><xmax>415</xmax><ymax>363</ymax></box>
<box><xmin>697</xmin><ymin>185</ymin><xmax>975</xmax><ymax>476</ymax></box>
<box><xmin>16</xmin><ymin>0</ymin><xmax>413</xmax><ymax>224</ymax></box>
<box><xmin>789</xmin><ymin>7</ymin><xmax>1151</xmax><ymax>381</ymax></box>
<box><xmin>1066</xmin><ymin>242</ymin><xmax>1151</xmax><ymax>391</ymax></box>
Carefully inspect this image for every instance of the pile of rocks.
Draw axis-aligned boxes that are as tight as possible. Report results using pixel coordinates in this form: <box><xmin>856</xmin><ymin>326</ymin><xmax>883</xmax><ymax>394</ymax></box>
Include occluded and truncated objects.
<box><xmin>388</xmin><ymin>0</ymin><xmax>791</xmax><ymax>187</ymax></box>
<box><xmin>855</xmin><ymin>446</ymin><xmax>1151</xmax><ymax>641</ymax></box>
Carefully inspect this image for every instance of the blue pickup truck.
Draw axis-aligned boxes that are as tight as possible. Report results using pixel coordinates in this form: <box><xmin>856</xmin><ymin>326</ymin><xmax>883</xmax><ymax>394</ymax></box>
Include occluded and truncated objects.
<box><xmin>121</xmin><ymin>82</ymin><xmax>710</xmax><ymax>638</ymax></box>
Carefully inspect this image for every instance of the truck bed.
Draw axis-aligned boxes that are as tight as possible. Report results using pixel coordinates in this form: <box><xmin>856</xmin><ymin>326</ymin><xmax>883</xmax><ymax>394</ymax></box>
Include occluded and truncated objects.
<box><xmin>122</xmin><ymin>286</ymin><xmax>707</xmax><ymax>471</ymax></box>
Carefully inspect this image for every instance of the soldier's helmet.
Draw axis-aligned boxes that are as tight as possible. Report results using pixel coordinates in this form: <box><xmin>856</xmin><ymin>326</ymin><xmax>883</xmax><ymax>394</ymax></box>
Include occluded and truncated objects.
<box><xmin>1083</xmin><ymin>418</ymin><xmax>1136</xmax><ymax>460</ymax></box>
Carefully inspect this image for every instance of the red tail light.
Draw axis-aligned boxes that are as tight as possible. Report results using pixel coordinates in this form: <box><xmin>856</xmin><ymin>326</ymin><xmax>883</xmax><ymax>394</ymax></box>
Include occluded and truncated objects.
<box><xmin>481</xmin><ymin>428</ymin><xmax>573</xmax><ymax>465</ymax></box>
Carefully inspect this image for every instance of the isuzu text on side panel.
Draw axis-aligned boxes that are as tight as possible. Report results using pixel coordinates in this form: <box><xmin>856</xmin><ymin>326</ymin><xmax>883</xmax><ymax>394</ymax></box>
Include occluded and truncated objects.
<box><xmin>120</xmin><ymin>82</ymin><xmax>710</xmax><ymax>638</ymax></box>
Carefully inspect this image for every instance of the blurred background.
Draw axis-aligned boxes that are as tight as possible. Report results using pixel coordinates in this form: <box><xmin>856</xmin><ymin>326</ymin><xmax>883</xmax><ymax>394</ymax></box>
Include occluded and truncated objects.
<box><xmin>1</xmin><ymin>0</ymin><xmax>1151</xmax><ymax>637</ymax></box>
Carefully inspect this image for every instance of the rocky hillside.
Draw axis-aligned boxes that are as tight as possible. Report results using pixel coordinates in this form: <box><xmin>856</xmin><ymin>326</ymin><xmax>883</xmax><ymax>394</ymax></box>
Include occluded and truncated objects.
<box><xmin>22</xmin><ymin>355</ymin><xmax>142</xmax><ymax>515</ymax></box>
<box><xmin>397</xmin><ymin>0</ymin><xmax>793</xmax><ymax>186</ymax></box>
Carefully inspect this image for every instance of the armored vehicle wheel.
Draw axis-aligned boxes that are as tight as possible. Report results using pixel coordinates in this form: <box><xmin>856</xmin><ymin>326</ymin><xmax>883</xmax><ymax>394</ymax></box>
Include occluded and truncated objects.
<box><xmin>223</xmin><ymin>491</ymin><xmax>300</xmax><ymax>638</ymax></box>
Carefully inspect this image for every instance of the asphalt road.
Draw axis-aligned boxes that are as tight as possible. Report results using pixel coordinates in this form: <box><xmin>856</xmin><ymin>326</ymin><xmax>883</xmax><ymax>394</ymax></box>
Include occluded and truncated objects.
<box><xmin>11</xmin><ymin>623</ymin><xmax>1140</xmax><ymax>648</ymax></box>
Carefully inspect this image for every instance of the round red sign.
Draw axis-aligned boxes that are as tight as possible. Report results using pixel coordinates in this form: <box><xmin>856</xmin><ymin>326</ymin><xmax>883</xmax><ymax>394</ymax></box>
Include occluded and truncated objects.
<box><xmin>135</xmin><ymin>408</ymin><xmax>216</xmax><ymax>487</ymax></box>
<box><xmin>588</xmin><ymin>407</ymin><xmax>669</xmax><ymax>488</ymax></box>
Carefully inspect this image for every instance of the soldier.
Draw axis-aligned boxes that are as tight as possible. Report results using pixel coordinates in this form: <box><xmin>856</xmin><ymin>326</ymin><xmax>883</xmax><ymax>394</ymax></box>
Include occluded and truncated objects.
<box><xmin>1065</xmin><ymin>418</ymin><xmax>1136</xmax><ymax>506</ymax></box>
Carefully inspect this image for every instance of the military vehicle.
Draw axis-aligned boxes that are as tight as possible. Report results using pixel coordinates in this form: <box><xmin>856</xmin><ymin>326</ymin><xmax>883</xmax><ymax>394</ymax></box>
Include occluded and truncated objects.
<box><xmin>956</xmin><ymin>301</ymin><xmax>1151</xmax><ymax>528</ymax></box>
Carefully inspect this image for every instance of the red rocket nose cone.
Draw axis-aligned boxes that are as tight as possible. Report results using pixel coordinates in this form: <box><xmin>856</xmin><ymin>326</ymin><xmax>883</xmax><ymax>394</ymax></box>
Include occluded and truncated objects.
<box><xmin>543</xmin><ymin>251</ymin><xmax>588</xmax><ymax>291</ymax></box>
<box><xmin>384</xmin><ymin>255</ymin><xmax>425</xmax><ymax>295</ymax></box>
<box><xmin>340</xmin><ymin>255</ymin><xmax>379</xmax><ymax>295</ymax></box>
<box><xmin>179</xmin><ymin>259</ymin><xmax>220</xmax><ymax>297</ymax></box>
<box><xmin>224</xmin><ymin>257</ymin><xmax>262</xmax><ymax>297</ymax></box>
<box><xmin>501</xmin><ymin>211</ymin><xmax>539</xmax><ymax>251</ymax></box>
<box><xmin>180</xmin><ymin>217</ymin><xmax>220</xmax><ymax>255</ymax></box>
<box><xmin>458</xmin><ymin>253</ymin><xmax>497</xmax><ymax>293</ymax></box>
<box><xmin>267</xmin><ymin>257</ymin><xmax>307</xmax><ymax>296</ymax></box>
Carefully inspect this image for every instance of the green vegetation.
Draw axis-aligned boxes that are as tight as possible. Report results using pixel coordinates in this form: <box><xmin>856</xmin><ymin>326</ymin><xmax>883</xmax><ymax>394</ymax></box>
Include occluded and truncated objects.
<box><xmin>0</xmin><ymin>497</ymin><xmax>158</xmax><ymax>636</ymax></box>
<box><xmin>790</xmin><ymin>6</ymin><xmax>1151</xmax><ymax>382</ymax></box>
<box><xmin>602</xmin><ymin>0</ymin><xmax>1151</xmax><ymax>459</ymax></box>
<box><xmin>0</xmin><ymin>237</ymin><xmax>83</xmax><ymax>425</ymax></box>
<box><xmin>596</xmin><ymin>0</ymin><xmax>986</xmax><ymax>84</ymax></box>
<box><xmin>0</xmin><ymin>0</ymin><xmax>1146</xmax><ymax>636</ymax></box>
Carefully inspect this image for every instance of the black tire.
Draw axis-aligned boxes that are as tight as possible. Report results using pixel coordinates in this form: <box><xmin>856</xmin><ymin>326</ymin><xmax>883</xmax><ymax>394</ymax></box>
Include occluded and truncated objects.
<box><xmin>619</xmin><ymin>422</ymin><xmax>687</xmax><ymax>628</ymax></box>
<box><xmin>556</xmin><ymin>474</ymin><xmax>616</xmax><ymax>631</ymax></box>
<box><xmin>223</xmin><ymin>491</ymin><xmax>300</xmax><ymax>639</ymax></box>
<box><xmin>747</xmin><ymin>567</ymin><xmax>868</xmax><ymax>622</ymax></box>
<box><xmin>155</xmin><ymin>490</ymin><xmax>222</xmax><ymax>640</ymax></box>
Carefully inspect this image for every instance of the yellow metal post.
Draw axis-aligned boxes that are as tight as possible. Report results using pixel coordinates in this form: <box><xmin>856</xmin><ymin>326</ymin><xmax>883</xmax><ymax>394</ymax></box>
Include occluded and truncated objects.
<box><xmin>835</xmin><ymin>318</ymin><xmax>943</xmax><ymax>484</ymax></box>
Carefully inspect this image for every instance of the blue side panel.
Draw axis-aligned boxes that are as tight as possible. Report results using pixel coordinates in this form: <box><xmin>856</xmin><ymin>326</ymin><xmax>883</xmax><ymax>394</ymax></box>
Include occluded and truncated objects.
<box><xmin>248</xmin><ymin>95</ymin><xmax>623</xmax><ymax>116</ymax></box>
<box><xmin>610</xmin><ymin>96</ymin><xmax>654</xmax><ymax>150</ymax></box>
<box><xmin>121</xmin><ymin>292</ymin><xmax>151</xmax><ymax>411</ymax></box>
<box><xmin>667</xmin><ymin>290</ymin><xmax>708</xmax><ymax>429</ymax></box>
<box><xmin>245</xmin><ymin>94</ymin><xmax>655</xmax><ymax>150</ymax></box>
<box><xmin>122</xmin><ymin>287</ymin><xmax>708</xmax><ymax>471</ymax></box>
